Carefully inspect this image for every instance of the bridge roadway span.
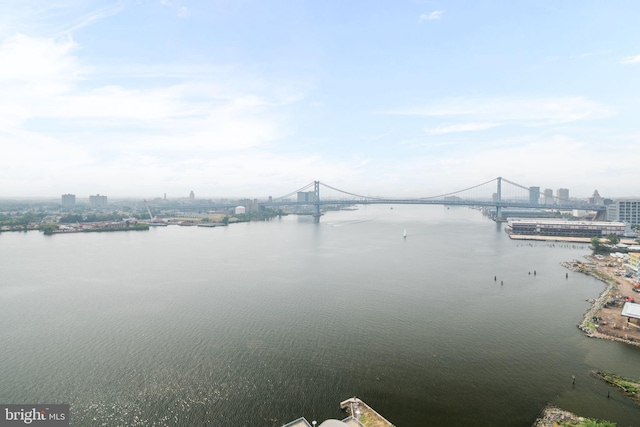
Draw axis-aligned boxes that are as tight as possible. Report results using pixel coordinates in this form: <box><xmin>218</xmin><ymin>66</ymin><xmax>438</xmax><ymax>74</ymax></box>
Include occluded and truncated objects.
<box><xmin>155</xmin><ymin>199</ymin><xmax>606</xmax><ymax>212</ymax></box>
<box><xmin>260</xmin><ymin>199</ymin><xmax>606</xmax><ymax>211</ymax></box>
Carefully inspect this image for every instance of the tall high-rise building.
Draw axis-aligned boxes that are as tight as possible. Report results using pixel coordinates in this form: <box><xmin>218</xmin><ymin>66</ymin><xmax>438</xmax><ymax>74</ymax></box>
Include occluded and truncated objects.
<box><xmin>89</xmin><ymin>194</ymin><xmax>108</xmax><ymax>207</ymax></box>
<box><xmin>529</xmin><ymin>187</ymin><xmax>540</xmax><ymax>205</ymax></box>
<box><xmin>189</xmin><ymin>190</ymin><xmax>195</xmax><ymax>200</ymax></box>
<box><xmin>543</xmin><ymin>189</ymin><xmax>553</xmax><ymax>205</ymax></box>
<box><xmin>61</xmin><ymin>194</ymin><xmax>76</xmax><ymax>207</ymax></box>
<box><xmin>556</xmin><ymin>188</ymin><xmax>569</xmax><ymax>204</ymax></box>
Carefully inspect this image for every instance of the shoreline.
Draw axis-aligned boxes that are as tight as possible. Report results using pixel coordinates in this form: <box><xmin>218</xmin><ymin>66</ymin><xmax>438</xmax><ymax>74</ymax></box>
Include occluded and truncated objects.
<box><xmin>532</xmin><ymin>405</ymin><xmax>583</xmax><ymax>427</ymax></box>
<box><xmin>562</xmin><ymin>256</ymin><xmax>640</xmax><ymax>348</ymax></box>
<box><xmin>532</xmin><ymin>262</ymin><xmax>640</xmax><ymax>427</ymax></box>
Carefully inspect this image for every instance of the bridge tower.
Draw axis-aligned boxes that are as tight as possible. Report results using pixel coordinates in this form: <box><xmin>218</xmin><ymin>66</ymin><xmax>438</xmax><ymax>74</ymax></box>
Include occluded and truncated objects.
<box><xmin>313</xmin><ymin>181</ymin><xmax>321</xmax><ymax>222</ymax></box>
<box><xmin>496</xmin><ymin>176</ymin><xmax>503</xmax><ymax>221</ymax></box>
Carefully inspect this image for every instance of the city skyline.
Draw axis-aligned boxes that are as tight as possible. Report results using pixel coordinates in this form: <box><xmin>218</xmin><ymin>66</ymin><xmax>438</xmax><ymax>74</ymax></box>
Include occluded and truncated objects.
<box><xmin>1</xmin><ymin>1</ymin><xmax>639</xmax><ymax>198</ymax></box>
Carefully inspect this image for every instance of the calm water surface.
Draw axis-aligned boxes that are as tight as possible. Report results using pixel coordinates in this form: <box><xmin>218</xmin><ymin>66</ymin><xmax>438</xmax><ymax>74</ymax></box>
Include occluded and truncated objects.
<box><xmin>1</xmin><ymin>205</ymin><xmax>639</xmax><ymax>426</ymax></box>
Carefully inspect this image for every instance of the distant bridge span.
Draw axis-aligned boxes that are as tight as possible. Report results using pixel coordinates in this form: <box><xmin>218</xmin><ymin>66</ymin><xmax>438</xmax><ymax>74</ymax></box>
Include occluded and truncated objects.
<box><xmin>260</xmin><ymin>178</ymin><xmax>606</xmax><ymax>220</ymax></box>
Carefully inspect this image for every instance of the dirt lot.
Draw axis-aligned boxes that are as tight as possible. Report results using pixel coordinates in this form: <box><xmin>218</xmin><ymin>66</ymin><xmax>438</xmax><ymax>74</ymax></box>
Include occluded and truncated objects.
<box><xmin>563</xmin><ymin>255</ymin><xmax>640</xmax><ymax>346</ymax></box>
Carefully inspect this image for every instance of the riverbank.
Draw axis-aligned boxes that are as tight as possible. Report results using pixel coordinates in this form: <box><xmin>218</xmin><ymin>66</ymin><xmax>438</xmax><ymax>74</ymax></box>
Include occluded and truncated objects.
<box><xmin>592</xmin><ymin>371</ymin><xmax>640</xmax><ymax>404</ymax></box>
<box><xmin>532</xmin><ymin>405</ymin><xmax>617</xmax><ymax>427</ymax></box>
<box><xmin>562</xmin><ymin>255</ymin><xmax>640</xmax><ymax>347</ymax></box>
<box><xmin>532</xmin><ymin>405</ymin><xmax>583</xmax><ymax>426</ymax></box>
<box><xmin>42</xmin><ymin>223</ymin><xmax>149</xmax><ymax>234</ymax></box>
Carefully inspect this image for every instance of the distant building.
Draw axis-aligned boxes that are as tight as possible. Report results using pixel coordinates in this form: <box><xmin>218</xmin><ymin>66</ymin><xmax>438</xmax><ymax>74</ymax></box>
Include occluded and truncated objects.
<box><xmin>235</xmin><ymin>206</ymin><xmax>246</xmax><ymax>215</ymax></box>
<box><xmin>589</xmin><ymin>190</ymin><xmax>604</xmax><ymax>205</ymax></box>
<box><xmin>529</xmin><ymin>186</ymin><xmax>540</xmax><ymax>205</ymax></box>
<box><xmin>543</xmin><ymin>188</ymin><xmax>554</xmax><ymax>205</ymax></box>
<box><xmin>628</xmin><ymin>253</ymin><xmax>640</xmax><ymax>282</ymax></box>
<box><xmin>189</xmin><ymin>190</ymin><xmax>195</xmax><ymax>201</ymax></box>
<box><xmin>572</xmin><ymin>209</ymin><xmax>588</xmax><ymax>218</ymax></box>
<box><xmin>89</xmin><ymin>194</ymin><xmax>108</xmax><ymax>207</ymax></box>
<box><xmin>61</xmin><ymin>194</ymin><xmax>76</xmax><ymax>207</ymax></box>
<box><xmin>239</xmin><ymin>198</ymin><xmax>260</xmax><ymax>213</ymax></box>
<box><xmin>607</xmin><ymin>199</ymin><xmax>640</xmax><ymax>225</ymax></box>
<box><xmin>507</xmin><ymin>219</ymin><xmax>627</xmax><ymax>238</ymax></box>
<box><xmin>297</xmin><ymin>191</ymin><xmax>316</xmax><ymax>203</ymax></box>
<box><xmin>556</xmin><ymin>188</ymin><xmax>569</xmax><ymax>204</ymax></box>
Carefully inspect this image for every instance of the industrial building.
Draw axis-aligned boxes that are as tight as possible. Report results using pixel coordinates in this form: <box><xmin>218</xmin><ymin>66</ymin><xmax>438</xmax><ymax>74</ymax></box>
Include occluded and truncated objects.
<box><xmin>506</xmin><ymin>219</ymin><xmax>627</xmax><ymax>238</ymax></box>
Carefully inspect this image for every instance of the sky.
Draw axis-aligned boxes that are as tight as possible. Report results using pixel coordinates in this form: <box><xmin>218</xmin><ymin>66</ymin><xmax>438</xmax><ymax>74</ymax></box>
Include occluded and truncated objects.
<box><xmin>1</xmin><ymin>0</ymin><xmax>639</xmax><ymax>199</ymax></box>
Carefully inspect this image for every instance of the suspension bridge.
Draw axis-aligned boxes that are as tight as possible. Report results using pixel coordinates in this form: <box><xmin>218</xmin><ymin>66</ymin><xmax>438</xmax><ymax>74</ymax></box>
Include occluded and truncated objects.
<box><xmin>261</xmin><ymin>177</ymin><xmax>606</xmax><ymax>221</ymax></box>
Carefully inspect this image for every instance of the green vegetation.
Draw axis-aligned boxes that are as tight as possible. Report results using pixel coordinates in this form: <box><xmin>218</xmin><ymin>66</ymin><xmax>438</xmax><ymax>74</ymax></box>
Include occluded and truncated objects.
<box><xmin>606</xmin><ymin>233</ymin><xmax>620</xmax><ymax>245</ymax></box>
<box><xmin>0</xmin><ymin>211</ymin><xmax>46</xmax><ymax>230</ymax></box>
<box><xmin>592</xmin><ymin>371</ymin><xmax>640</xmax><ymax>409</ymax></box>
<box><xmin>39</xmin><ymin>224</ymin><xmax>58</xmax><ymax>235</ymax></box>
<box><xmin>60</xmin><ymin>212</ymin><xmax>125</xmax><ymax>223</ymax></box>
<box><xmin>590</xmin><ymin>236</ymin><xmax>615</xmax><ymax>254</ymax></box>
<box><xmin>559</xmin><ymin>420</ymin><xmax>617</xmax><ymax>427</ymax></box>
<box><xmin>59</xmin><ymin>214</ymin><xmax>83</xmax><ymax>223</ymax></box>
<box><xmin>597</xmin><ymin>372</ymin><xmax>640</xmax><ymax>396</ymax></box>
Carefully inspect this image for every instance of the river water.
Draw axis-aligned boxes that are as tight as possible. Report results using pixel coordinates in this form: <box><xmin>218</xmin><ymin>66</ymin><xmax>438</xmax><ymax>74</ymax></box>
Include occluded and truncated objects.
<box><xmin>1</xmin><ymin>205</ymin><xmax>639</xmax><ymax>426</ymax></box>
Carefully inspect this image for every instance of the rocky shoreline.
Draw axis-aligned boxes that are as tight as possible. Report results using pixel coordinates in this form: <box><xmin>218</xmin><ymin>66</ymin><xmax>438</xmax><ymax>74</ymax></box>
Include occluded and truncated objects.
<box><xmin>529</xmin><ymin>255</ymin><xmax>640</xmax><ymax>426</ymax></box>
<box><xmin>561</xmin><ymin>256</ymin><xmax>640</xmax><ymax>348</ymax></box>
<box><xmin>532</xmin><ymin>405</ymin><xmax>584</xmax><ymax>427</ymax></box>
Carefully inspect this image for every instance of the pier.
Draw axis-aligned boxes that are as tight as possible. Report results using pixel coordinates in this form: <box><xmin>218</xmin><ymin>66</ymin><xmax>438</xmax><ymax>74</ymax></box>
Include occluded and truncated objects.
<box><xmin>281</xmin><ymin>397</ymin><xmax>394</xmax><ymax>427</ymax></box>
<box><xmin>340</xmin><ymin>397</ymin><xmax>395</xmax><ymax>427</ymax></box>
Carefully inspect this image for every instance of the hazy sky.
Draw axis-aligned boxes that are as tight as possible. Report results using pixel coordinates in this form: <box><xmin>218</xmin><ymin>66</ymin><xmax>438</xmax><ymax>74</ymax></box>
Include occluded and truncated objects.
<box><xmin>1</xmin><ymin>1</ymin><xmax>639</xmax><ymax>199</ymax></box>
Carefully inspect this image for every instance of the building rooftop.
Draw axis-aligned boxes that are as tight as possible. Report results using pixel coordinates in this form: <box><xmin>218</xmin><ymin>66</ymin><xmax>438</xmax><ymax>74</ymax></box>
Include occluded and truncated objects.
<box><xmin>621</xmin><ymin>302</ymin><xmax>640</xmax><ymax>320</ymax></box>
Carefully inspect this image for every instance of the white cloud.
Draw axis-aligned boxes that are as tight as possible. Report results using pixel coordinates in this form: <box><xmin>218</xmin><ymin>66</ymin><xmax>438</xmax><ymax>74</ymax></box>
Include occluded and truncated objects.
<box><xmin>387</xmin><ymin>96</ymin><xmax>614</xmax><ymax>125</ymax></box>
<box><xmin>0</xmin><ymin>30</ymin><xmax>303</xmax><ymax>196</ymax></box>
<box><xmin>620</xmin><ymin>54</ymin><xmax>640</xmax><ymax>64</ymax></box>
<box><xmin>0</xmin><ymin>33</ymin><xmax>80</xmax><ymax>82</ymax></box>
<box><xmin>426</xmin><ymin>122</ymin><xmax>500</xmax><ymax>135</ymax></box>
<box><xmin>177</xmin><ymin>7</ymin><xmax>187</xmax><ymax>18</ymax></box>
<box><xmin>419</xmin><ymin>11</ymin><xmax>445</xmax><ymax>22</ymax></box>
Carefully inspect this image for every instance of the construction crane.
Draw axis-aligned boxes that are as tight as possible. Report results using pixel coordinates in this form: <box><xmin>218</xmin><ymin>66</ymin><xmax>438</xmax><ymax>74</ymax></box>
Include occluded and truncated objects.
<box><xmin>143</xmin><ymin>200</ymin><xmax>154</xmax><ymax>220</ymax></box>
<box><xmin>143</xmin><ymin>200</ymin><xmax>168</xmax><ymax>226</ymax></box>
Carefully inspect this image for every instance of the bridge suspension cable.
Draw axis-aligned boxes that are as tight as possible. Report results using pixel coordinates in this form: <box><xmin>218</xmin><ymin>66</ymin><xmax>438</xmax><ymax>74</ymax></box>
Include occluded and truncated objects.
<box><xmin>500</xmin><ymin>177</ymin><xmax>572</xmax><ymax>204</ymax></box>
<box><xmin>416</xmin><ymin>177</ymin><xmax>498</xmax><ymax>200</ymax></box>
<box><xmin>320</xmin><ymin>178</ymin><xmax>498</xmax><ymax>201</ymax></box>
<box><xmin>319</xmin><ymin>182</ymin><xmax>391</xmax><ymax>201</ymax></box>
<box><xmin>271</xmin><ymin>182</ymin><xmax>315</xmax><ymax>201</ymax></box>
<box><xmin>500</xmin><ymin>177</ymin><xmax>532</xmax><ymax>192</ymax></box>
